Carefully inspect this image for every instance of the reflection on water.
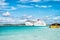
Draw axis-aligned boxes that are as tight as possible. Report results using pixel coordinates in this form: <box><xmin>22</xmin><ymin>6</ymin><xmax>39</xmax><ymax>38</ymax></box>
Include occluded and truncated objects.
<box><xmin>0</xmin><ymin>26</ymin><xmax>60</xmax><ymax>40</ymax></box>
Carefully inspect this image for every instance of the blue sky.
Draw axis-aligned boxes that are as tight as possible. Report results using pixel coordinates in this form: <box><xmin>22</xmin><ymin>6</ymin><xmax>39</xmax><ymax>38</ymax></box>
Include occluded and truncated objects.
<box><xmin>0</xmin><ymin>0</ymin><xmax>60</xmax><ymax>24</ymax></box>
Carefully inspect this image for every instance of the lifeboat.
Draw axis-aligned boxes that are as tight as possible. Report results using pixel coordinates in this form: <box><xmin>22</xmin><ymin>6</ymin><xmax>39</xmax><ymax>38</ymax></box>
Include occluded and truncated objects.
<box><xmin>50</xmin><ymin>23</ymin><xmax>60</xmax><ymax>28</ymax></box>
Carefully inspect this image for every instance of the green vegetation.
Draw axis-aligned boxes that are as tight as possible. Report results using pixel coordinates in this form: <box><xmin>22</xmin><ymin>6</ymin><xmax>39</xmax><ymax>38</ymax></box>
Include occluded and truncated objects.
<box><xmin>0</xmin><ymin>24</ymin><xmax>25</xmax><ymax>26</ymax></box>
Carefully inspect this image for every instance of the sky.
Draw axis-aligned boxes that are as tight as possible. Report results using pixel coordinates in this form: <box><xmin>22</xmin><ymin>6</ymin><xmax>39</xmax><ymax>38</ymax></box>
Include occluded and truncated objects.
<box><xmin>0</xmin><ymin>0</ymin><xmax>60</xmax><ymax>24</ymax></box>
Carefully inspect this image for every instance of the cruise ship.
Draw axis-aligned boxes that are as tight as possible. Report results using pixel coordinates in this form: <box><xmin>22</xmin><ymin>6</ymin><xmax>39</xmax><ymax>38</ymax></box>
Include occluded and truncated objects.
<box><xmin>25</xmin><ymin>19</ymin><xmax>46</xmax><ymax>26</ymax></box>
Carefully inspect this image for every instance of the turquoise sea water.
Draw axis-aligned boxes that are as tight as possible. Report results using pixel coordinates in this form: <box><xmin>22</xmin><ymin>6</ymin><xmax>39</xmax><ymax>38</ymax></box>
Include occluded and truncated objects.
<box><xmin>0</xmin><ymin>26</ymin><xmax>60</xmax><ymax>40</ymax></box>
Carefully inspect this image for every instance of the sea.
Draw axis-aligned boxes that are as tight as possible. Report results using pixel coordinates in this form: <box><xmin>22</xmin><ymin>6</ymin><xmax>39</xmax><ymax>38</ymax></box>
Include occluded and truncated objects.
<box><xmin>0</xmin><ymin>26</ymin><xmax>60</xmax><ymax>40</ymax></box>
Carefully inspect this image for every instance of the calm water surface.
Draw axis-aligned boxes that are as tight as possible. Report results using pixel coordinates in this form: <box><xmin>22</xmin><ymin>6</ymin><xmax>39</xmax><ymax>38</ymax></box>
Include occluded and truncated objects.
<box><xmin>0</xmin><ymin>26</ymin><xmax>60</xmax><ymax>40</ymax></box>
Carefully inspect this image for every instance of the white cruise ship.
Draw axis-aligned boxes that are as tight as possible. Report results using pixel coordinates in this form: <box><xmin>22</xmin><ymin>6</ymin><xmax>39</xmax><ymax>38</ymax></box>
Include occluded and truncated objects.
<box><xmin>25</xmin><ymin>19</ymin><xmax>46</xmax><ymax>26</ymax></box>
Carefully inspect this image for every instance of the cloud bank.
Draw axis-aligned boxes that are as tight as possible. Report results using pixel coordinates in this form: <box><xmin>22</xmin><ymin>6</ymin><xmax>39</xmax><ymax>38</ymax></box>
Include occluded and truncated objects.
<box><xmin>2</xmin><ymin>11</ymin><xmax>11</xmax><ymax>17</ymax></box>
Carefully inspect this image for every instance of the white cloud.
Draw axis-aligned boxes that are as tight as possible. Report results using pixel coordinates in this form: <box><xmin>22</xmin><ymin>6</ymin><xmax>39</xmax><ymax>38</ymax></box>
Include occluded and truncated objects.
<box><xmin>53</xmin><ymin>16</ymin><xmax>60</xmax><ymax>20</ymax></box>
<box><xmin>2</xmin><ymin>11</ymin><xmax>11</xmax><ymax>17</ymax></box>
<box><xmin>0</xmin><ymin>4</ymin><xmax>8</xmax><ymax>10</ymax></box>
<box><xmin>27</xmin><ymin>15</ymin><xmax>33</xmax><ymax>19</ymax></box>
<box><xmin>0</xmin><ymin>17</ymin><xmax>27</xmax><ymax>24</ymax></box>
<box><xmin>21</xmin><ymin>14</ymin><xmax>33</xmax><ymax>19</ymax></box>
<box><xmin>0</xmin><ymin>0</ymin><xmax>8</xmax><ymax>6</ymax></box>
<box><xmin>0</xmin><ymin>6</ymin><xmax>17</xmax><ymax>11</ymax></box>
<box><xmin>30</xmin><ymin>0</ymin><xmax>41</xmax><ymax>2</ymax></box>
<box><xmin>0</xmin><ymin>0</ymin><xmax>9</xmax><ymax>10</ymax></box>
<box><xmin>44</xmin><ymin>16</ymin><xmax>52</xmax><ymax>20</ymax></box>
<box><xmin>44</xmin><ymin>16</ymin><xmax>60</xmax><ymax>23</ymax></box>
<box><xmin>18</xmin><ymin>0</ymin><xmax>55</xmax><ymax>2</ymax></box>
<box><xmin>0</xmin><ymin>0</ymin><xmax>5</xmax><ymax>1</ymax></box>
<box><xmin>0</xmin><ymin>2</ymin><xmax>8</xmax><ymax>6</ymax></box>
<box><xmin>35</xmin><ymin>5</ymin><xmax>40</xmax><ymax>7</ymax></box>
<box><xmin>54</xmin><ymin>0</ymin><xmax>60</xmax><ymax>1</ymax></box>
<box><xmin>19</xmin><ymin>0</ymin><xmax>28</xmax><ymax>2</ymax></box>
<box><xmin>0</xmin><ymin>17</ymin><xmax>16</xmax><ymax>24</ymax></box>
<box><xmin>17</xmin><ymin>0</ymin><xmax>29</xmax><ymax>3</ymax></box>
<box><xmin>17</xmin><ymin>19</ymin><xmax>26</xmax><ymax>23</ymax></box>
<box><xmin>17</xmin><ymin>5</ymin><xmax>33</xmax><ymax>8</ymax></box>
<box><xmin>3</xmin><ymin>18</ymin><xmax>15</xmax><ymax>22</ymax></box>
<box><xmin>40</xmin><ymin>5</ymin><xmax>48</xmax><ymax>8</ymax></box>
<box><xmin>18</xmin><ymin>0</ymin><xmax>41</xmax><ymax>2</ymax></box>
<box><xmin>45</xmin><ymin>16</ymin><xmax>49</xmax><ymax>18</ymax></box>
<box><xmin>42</xmin><ymin>0</ymin><xmax>52</xmax><ymax>1</ymax></box>
<box><xmin>11</xmin><ymin>7</ymin><xmax>17</xmax><ymax>10</ymax></box>
<box><xmin>35</xmin><ymin>5</ymin><xmax>52</xmax><ymax>8</ymax></box>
